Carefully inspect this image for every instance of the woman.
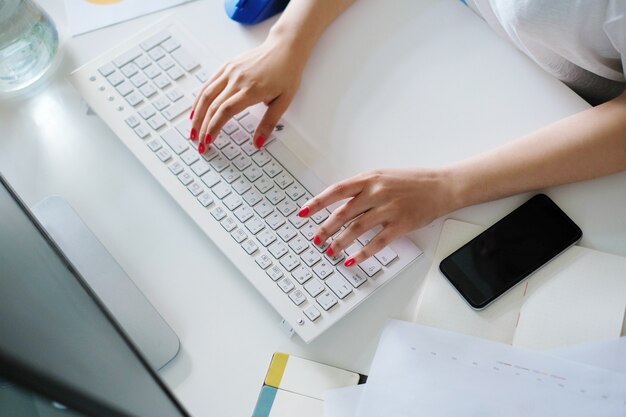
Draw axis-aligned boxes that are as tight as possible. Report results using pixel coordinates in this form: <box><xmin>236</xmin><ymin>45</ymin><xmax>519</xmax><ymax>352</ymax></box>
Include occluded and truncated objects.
<box><xmin>189</xmin><ymin>0</ymin><xmax>626</xmax><ymax>267</ymax></box>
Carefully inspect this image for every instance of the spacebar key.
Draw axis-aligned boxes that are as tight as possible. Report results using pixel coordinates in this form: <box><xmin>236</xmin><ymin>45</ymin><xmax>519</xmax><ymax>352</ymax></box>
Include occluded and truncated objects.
<box><xmin>161</xmin><ymin>98</ymin><xmax>192</xmax><ymax>121</ymax></box>
<box><xmin>161</xmin><ymin>128</ymin><xmax>189</xmax><ymax>155</ymax></box>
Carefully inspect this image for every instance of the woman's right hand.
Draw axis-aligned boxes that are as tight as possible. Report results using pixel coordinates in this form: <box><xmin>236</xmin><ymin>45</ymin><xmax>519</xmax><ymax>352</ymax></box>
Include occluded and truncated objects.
<box><xmin>189</xmin><ymin>34</ymin><xmax>307</xmax><ymax>153</ymax></box>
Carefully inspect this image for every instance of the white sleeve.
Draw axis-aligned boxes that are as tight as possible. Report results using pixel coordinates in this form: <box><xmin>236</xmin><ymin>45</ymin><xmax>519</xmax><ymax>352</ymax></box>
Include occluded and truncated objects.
<box><xmin>604</xmin><ymin>1</ymin><xmax>626</xmax><ymax>84</ymax></box>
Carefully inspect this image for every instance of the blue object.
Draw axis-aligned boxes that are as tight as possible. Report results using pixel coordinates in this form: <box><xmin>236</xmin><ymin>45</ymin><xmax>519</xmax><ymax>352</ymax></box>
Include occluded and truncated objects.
<box><xmin>252</xmin><ymin>386</ymin><xmax>278</xmax><ymax>417</ymax></box>
<box><xmin>225</xmin><ymin>0</ymin><xmax>290</xmax><ymax>25</ymax></box>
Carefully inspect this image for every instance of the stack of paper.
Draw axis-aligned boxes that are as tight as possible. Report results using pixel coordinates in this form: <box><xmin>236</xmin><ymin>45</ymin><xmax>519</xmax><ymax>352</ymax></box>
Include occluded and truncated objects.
<box><xmin>324</xmin><ymin>320</ymin><xmax>626</xmax><ymax>417</ymax></box>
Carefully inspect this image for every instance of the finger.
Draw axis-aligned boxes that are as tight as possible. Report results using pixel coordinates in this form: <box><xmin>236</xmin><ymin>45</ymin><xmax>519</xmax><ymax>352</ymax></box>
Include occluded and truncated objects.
<box><xmin>298</xmin><ymin>176</ymin><xmax>367</xmax><ymax>219</ymax></box>
<box><xmin>190</xmin><ymin>75</ymin><xmax>228</xmax><ymax>141</ymax></box>
<box><xmin>252</xmin><ymin>94</ymin><xmax>291</xmax><ymax>148</ymax></box>
<box><xmin>343</xmin><ymin>226</ymin><xmax>398</xmax><ymax>267</ymax></box>
<box><xmin>204</xmin><ymin>89</ymin><xmax>261</xmax><ymax>144</ymax></box>
<box><xmin>198</xmin><ymin>83</ymin><xmax>239</xmax><ymax>148</ymax></box>
<box><xmin>313</xmin><ymin>197</ymin><xmax>373</xmax><ymax>247</ymax></box>
<box><xmin>325</xmin><ymin>208</ymin><xmax>385</xmax><ymax>257</ymax></box>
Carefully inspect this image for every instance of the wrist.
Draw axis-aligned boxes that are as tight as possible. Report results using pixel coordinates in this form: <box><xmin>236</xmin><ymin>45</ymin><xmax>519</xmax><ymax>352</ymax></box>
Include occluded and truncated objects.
<box><xmin>438</xmin><ymin>165</ymin><xmax>475</xmax><ymax>214</ymax></box>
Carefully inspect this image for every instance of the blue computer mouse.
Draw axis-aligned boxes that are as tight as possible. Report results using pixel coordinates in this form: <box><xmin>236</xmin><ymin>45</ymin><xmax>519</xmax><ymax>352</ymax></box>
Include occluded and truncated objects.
<box><xmin>225</xmin><ymin>0</ymin><xmax>290</xmax><ymax>25</ymax></box>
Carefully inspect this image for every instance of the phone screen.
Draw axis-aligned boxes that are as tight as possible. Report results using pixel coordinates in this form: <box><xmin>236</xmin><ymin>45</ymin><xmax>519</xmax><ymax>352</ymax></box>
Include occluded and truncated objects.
<box><xmin>439</xmin><ymin>194</ymin><xmax>582</xmax><ymax>309</ymax></box>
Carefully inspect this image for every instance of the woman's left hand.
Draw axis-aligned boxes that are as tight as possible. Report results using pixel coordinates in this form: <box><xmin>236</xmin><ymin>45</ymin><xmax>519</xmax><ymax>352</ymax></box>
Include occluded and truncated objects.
<box><xmin>297</xmin><ymin>168</ymin><xmax>458</xmax><ymax>267</ymax></box>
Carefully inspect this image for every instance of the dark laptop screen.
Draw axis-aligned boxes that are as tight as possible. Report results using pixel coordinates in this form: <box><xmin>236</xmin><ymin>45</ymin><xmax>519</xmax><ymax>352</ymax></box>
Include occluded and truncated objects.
<box><xmin>0</xmin><ymin>177</ymin><xmax>189</xmax><ymax>417</ymax></box>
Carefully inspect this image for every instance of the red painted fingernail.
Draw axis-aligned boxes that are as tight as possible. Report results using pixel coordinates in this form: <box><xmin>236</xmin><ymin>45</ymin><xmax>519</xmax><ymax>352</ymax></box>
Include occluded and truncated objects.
<box><xmin>204</xmin><ymin>133</ymin><xmax>211</xmax><ymax>145</ymax></box>
<box><xmin>313</xmin><ymin>235</ymin><xmax>321</xmax><ymax>245</ymax></box>
<box><xmin>344</xmin><ymin>257</ymin><xmax>356</xmax><ymax>267</ymax></box>
<box><xmin>190</xmin><ymin>128</ymin><xmax>197</xmax><ymax>140</ymax></box>
<box><xmin>189</xmin><ymin>110</ymin><xmax>194</xmax><ymax>120</ymax></box>
<box><xmin>326</xmin><ymin>246</ymin><xmax>334</xmax><ymax>257</ymax></box>
<box><xmin>298</xmin><ymin>206</ymin><xmax>310</xmax><ymax>217</ymax></box>
<box><xmin>254</xmin><ymin>135</ymin><xmax>266</xmax><ymax>149</ymax></box>
<box><xmin>198</xmin><ymin>141</ymin><xmax>205</xmax><ymax>154</ymax></box>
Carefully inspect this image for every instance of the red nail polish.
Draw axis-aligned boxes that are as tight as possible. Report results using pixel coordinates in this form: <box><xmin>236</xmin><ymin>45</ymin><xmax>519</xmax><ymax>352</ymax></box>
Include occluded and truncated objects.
<box><xmin>189</xmin><ymin>110</ymin><xmax>195</xmax><ymax>120</ymax></box>
<box><xmin>344</xmin><ymin>257</ymin><xmax>356</xmax><ymax>267</ymax></box>
<box><xmin>326</xmin><ymin>246</ymin><xmax>334</xmax><ymax>257</ymax></box>
<box><xmin>204</xmin><ymin>133</ymin><xmax>211</xmax><ymax>144</ymax></box>
<box><xmin>254</xmin><ymin>135</ymin><xmax>266</xmax><ymax>149</ymax></box>
<box><xmin>198</xmin><ymin>142</ymin><xmax>205</xmax><ymax>154</ymax></box>
<box><xmin>313</xmin><ymin>235</ymin><xmax>321</xmax><ymax>245</ymax></box>
<box><xmin>190</xmin><ymin>128</ymin><xmax>197</xmax><ymax>140</ymax></box>
<box><xmin>298</xmin><ymin>206</ymin><xmax>310</xmax><ymax>217</ymax></box>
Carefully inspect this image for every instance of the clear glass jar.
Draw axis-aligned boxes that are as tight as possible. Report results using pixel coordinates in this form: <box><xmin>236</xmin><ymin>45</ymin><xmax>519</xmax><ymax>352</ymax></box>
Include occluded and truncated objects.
<box><xmin>0</xmin><ymin>0</ymin><xmax>59</xmax><ymax>94</ymax></box>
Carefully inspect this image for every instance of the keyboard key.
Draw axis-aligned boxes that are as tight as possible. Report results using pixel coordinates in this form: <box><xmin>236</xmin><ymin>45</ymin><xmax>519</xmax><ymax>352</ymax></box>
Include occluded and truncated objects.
<box><xmin>288</xmin><ymin>213</ymin><xmax>309</xmax><ymax>229</ymax></box>
<box><xmin>257</xmin><ymin>229</ymin><xmax>277</xmax><ymax>247</ymax></box>
<box><xmin>234</xmin><ymin>206</ymin><xmax>254</xmax><ymax>223</ymax></box>
<box><xmin>276</xmin><ymin>224</ymin><xmax>297</xmax><ymax>242</ymax></box>
<box><xmin>239</xmin><ymin>113</ymin><xmax>259</xmax><ymax>133</ymax></box>
<box><xmin>252</xmin><ymin>151</ymin><xmax>271</xmax><ymax>167</ymax></box>
<box><xmin>147</xmin><ymin>139</ymin><xmax>162</xmax><ymax>151</ymax></box>
<box><xmin>242</xmin><ymin>189</ymin><xmax>263</xmax><ymax>206</ymax></box>
<box><xmin>222</xmin><ymin>119</ymin><xmax>239</xmax><ymax>135</ymax></box>
<box><xmin>233</xmin><ymin>155</ymin><xmax>252</xmax><ymax>171</ymax></box>
<box><xmin>230</xmin><ymin>129</ymin><xmax>249</xmax><ymax>145</ymax></box>
<box><xmin>211</xmin><ymin>206</ymin><xmax>227</xmax><ymax>221</ymax></box>
<box><xmin>242</xmin><ymin>239</ymin><xmax>258</xmax><ymax>255</ymax></box>
<box><xmin>265</xmin><ymin>212</ymin><xmax>285</xmax><ymax>230</ymax></box>
<box><xmin>191</xmin><ymin>159</ymin><xmax>210</xmax><ymax>176</ymax></box>
<box><xmin>274</xmin><ymin>172</ymin><xmax>294</xmax><ymax>189</ymax></box>
<box><xmin>301</xmin><ymin>248</ymin><xmax>321</xmax><ymax>267</ymax></box>
<box><xmin>291</xmin><ymin>266</ymin><xmax>313</xmax><ymax>285</ymax></box>
<box><xmin>222</xmin><ymin>144</ymin><xmax>241</xmax><ymax>160</ymax></box>
<box><xmin>178</xmin><ymin>171</ymin><xmax>193</xmax><ymax>185</ymax></box>
<box><xmin>153</xmin><ymin>74</ymin><xmax>171</xmax><ymax>89</ymax></box>
<box><xmin>220</xmin><ymin>216</ymin><xmax>237</xmax><ymax>232</ymax></box>
<box><xmin>175</xmin><ymin>119</ymin><xmax>192</xmax><ymax>137</ymax></box>
<box><xmin>134</xmin><ymin>54</ymin><xmax>151</xmax><ymax>69</ymax></box>
<box><xmin>317</xmin><ymin>291</ymin><xmax>338</xmax><ymax>311</ymax></box>
<box><xmin>268</xmin><ymin>242</ymin><xmax>289</xmax><ymax>259</ymax></box>
<box><xmin>116</xmin><ymin>81</ymin><xmax>133</xmax><ymax>97</ymax></box>
<box><xmin>263</xmin><ymin>161</ymin><xmax>283</xmax><ymax>178</ymax></box>
<box><xmin>345</xmin><ymin>242</ymin><xmax>363</xmax><ymax>257</ymax></box>
<box><xmin>253</xmin><ymin>200</ymin><xmax>274</xmax><ymax>218</ymax></box>
<box><xmin>264</xmin><ymin>192</ymin><xmax>286</xmax><ymax>210</ymax></box>
<box><xmin>359</xmin><ymin>257</ymin><xmax>383</xmax><ymax>277</ymax></box>
<box><xmin>106</xmin><ymin>71</ymin><xmax>124</xmax><ymax>87</ymax></box>
<box><xmin>304</xmin><ymin>279</ymin><xmax>325</xmax><ymax>298</ymax></box>
<box><xmin>326</xmin><ymin>275</ymin><xmax>352</xmax><ymax>299</ymax></box>
<box><xmin>254</xmin><ymin>176</ymin><xmax>274</xmax><ymax>194</ymax></box>
<box><xmin>245</xmin><ymin>217</ymin><xmax>265</xmax><ymax>235</ymax></box>
<box><xmin>156</xmin><ymin>148</ymin><xmax>171</xmax><ymax>162</ymax></box>
<box><xmin>121</xmin><ymin>62</ymin><xmax>139</xmax><ymax>78</ymax></box>
<box><xmin>241</xmin><ymin>141</ymin><xmax>258</xmax><ymax>156</ymax></box>
<box><xmin>234</xmin><ymin>109</ymin><xmax>249</xmax><ymax>120</ymax></box>
<box><xmin>130</xmin><ymin>72</ymin><xmax>148</xmax><ymax>87</ymax></box>
<box><xmin>223</xmin><ymin>194</ymin><xmax>243</xmax><ymax>211</ymax></box>
<box><xmin>148</xmin><ymin>114</ymin><xmax>166</xmax><ymax>130</ymax></box>
<box><xmin>201</xmin><ymin>171</ymin><xmax>221</xmax><ymax>188</ymax></box>
<box><xmin>209</xmin><ymin>155</ymin><xmax>230</xmax><ymax>172</ymax></box>
<box><xmin>125</xmin><ymin>92</ymin><xmax>143</xmax><ymax>107</ymax></box>
<box><xmin>139</xmin><ymin>105</ymin><xmax>156</xmax><ymax>120</ymax></box>
<box><xmin>300</xmin><ymin>222</ymin><xmax>317</xmax><ymax>240</ymax></box>
<box><xmin>188</xmin><ymin>182</ymin><xmax>203</xmax><ymax>196</ymax></box>
<box><xmin>161</xmin><ymin>37</ymin><xmax>180</xmax><ymax>53</ymax></box>
<box><xmin>266</xmin><ymin>265</ymin><xmax>284</xmax><ymax>281</ymax></box>
<box><xmin>303</xmin><ymin>305</ymin><xmax>321</xmax><ymax>321</ymax></box>
<box><xmin>213</xmin><ymin>132</ymin><xmax>230</xmax><ymax>149</ymax></box>
<box><xmin>161</xmin><ymin>129</ymin><xmax>189</xmax><ymax>154</ymax></box>
<box><xmin>231</xmin><ymin>228</ymin><xmax>248</xmax><ymax>243</ymax></box>
<box><xmin>153</xmin><ymin>96</ymin><xmax>170</xmax><ymax>111</ymax></box>
<box><xmin>125</xmin><ymin>114</ymin><xmax>140</xmax><ymax>128</ymax></box>
<box><xmin>221</xmin><ymin>166</ymin><xmax>240</xmax><ymax>184</ymax></box>
<box><xmin>197</xmin><ymin>192</ymin><xmax>214</xmax><ymax>207</ymax></box>
<box><xmin>140</xmin><ymin>31</ymin><xmax>171</xmax><ymax>51</ymax></box>
<box><xmin>166</xmin><ymin>88</ymin><xmax>184</xmax><ymax>102</ymax></box>
<box><xmin>139</xmin><ymin>83</ymin><xmax>157</xmax><ymax>98</ymax></box>
<box><xmin>202</xmin><ymin>146</ymin><xmax>219</xmax><ymax>161</ymax></box>
<box><xmin>144</xmin><ymin>64</ymin><xmax>161</xmax><ymax>79</ymax></box>
<box><xmin>113</xmin><ymin>47</ymin><xmax>142</xmax><ymax>68</ymax></box>
<box><xmin>313</xmin><ymin>260</ymin><xmax>334</xmax><ymax>280</ymax></box>
<box><xmin>279</xmin><ymin>254</ymin><xmax>300</xmax><ymax>272</ymax></box>
<box><xmin>338</xmin><ymin>265</ymin><xmax>367</xmax><ymax>288</ymax></box>
<box><xmin>243</xmin><ymin>165</ymin><xmax>263</xmax><ymax>182</ymax></box>
<box><xmin>157</xmin><ymin>56</ymin><xmax>175</xmax><ymax>71</ymax></box>
<box><xmin>277</xmin><ymin>200</ymin><xmax>297</xmax><ymax>217</ymax></box>
<box><xmin>195</xmin><ymin>67</ymin><xmax>211</xmax><ymax>83</ymax></box>
<box><xmin>162</xmin><ymin>98</ymin><xmax>192</xmax><ymax>121</ymax></box>
<box><xmin>255</xmin><ymin>254</ymin><xmax>272</xmax><ymax>270</ymax></box>
<box><xmin>374</xmin><ymin>246</ymin><xmax>398</xmax><ymax>266</ymax></box>
<box><xmin>286</xmin><ymin>183</ymin><xmax>306</xmax><ymax>200</ymax></box>
<box><xmin>212</xmin><ymin>182</ymin><xmax>231</xmax><ymax>199</ymax></box>
<box><xmin>149</xmin><ymin>46</ymin><xmax>166</xmax><ymax>61</ymax></box>
<box><xmin>170</xmin><ymin>47</ymin><xmax>199</xmax><ymax>72</ymax></box>
<box><xmin>288</xmin><ymin>236</ymin><xmax>308</xmax><ymax>255</ymax></box>
<box><xmin>326</xmin><ymin>251</ymin><xmax>346</xmax><ymax>266</ymax></box>
<box><xmin>168</xmin><ymin>160</ymin><xmax>184</xmax><ymax>175</ymax></box>
<box><xmin>232</xmin><ymin>177</ymin><xmax>252</xmax><ymax>195</ymax></box>
<box><xmin>277</xmin><ymin>277</ymin><xmax>295</xmax><ymax>293</ymax></box>
<box><xmin>98</xmin><ymin>63</ymin><xmax>116</xmax><ymax>77</ymax></box>
<box><xmin>311</xmin><ymin>209</ymin><xmax>330</xmax><ymax>224</ymax></box>
<box><xmin>289</xmin><ymin>289</ymin><xmax>306</xmax><ymax>306</ymax></box>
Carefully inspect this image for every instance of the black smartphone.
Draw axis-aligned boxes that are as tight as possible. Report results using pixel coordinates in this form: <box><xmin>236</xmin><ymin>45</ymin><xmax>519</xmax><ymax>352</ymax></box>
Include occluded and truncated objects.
<box><xmin>439</xmin><ymin>194</ymin><xmax>582</xmax><ymax>310</ymax></box>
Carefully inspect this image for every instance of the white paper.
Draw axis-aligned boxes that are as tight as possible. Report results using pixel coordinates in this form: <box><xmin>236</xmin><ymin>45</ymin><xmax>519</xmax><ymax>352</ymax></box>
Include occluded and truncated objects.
<box><xmin>323</xmin><ymin>385</ymin><xmax>364</xmax><ymax>417</ymax></box>
<box><xmin>64</xmin><ymin>0</ymin><xmax>194</xmax><ymax>36</ymax></box>
<box><xmin>549</xmin><ymin>337</ymin><xmax>626</xmax><ymax>375</ymax></box>
<box><xmin>355</xmin><ymin>320</ymin><xmax>626</xmax><ymax>417</ymax></box>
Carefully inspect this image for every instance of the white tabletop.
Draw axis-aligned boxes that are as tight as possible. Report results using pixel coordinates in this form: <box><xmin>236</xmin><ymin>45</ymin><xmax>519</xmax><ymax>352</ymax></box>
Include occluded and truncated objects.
<box><xmin>2</xmin><ymin>0</ymin><xmax>625</xmax><ymax>415</ymax></box>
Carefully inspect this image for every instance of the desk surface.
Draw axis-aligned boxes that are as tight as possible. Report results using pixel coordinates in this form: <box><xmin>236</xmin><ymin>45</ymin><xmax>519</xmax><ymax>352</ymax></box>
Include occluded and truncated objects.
<box><xmin>1</xmin><ymin>0</ymin><xmax>625</xmax><ymax>415</ymax></box>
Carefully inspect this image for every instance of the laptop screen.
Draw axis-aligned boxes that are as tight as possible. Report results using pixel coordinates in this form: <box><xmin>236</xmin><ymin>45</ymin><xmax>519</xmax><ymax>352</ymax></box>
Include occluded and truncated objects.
<box><xmin>0</xmin><ymin>176</ymin><xmax>190</xmax><ymax>417</ymax></box>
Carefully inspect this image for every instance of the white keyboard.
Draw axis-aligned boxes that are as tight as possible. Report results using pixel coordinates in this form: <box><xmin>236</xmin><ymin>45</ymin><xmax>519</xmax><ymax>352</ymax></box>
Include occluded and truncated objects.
<box><xmin>70</xmin><ymin>19</ymin><xmax>423</xmax><ymax>343</ymax></box>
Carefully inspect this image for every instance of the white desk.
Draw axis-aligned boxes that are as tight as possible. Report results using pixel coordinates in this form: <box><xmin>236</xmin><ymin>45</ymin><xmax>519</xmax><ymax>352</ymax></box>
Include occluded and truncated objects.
<box><xmin>1</xmin><ymin>0</ymin><xmax>625</xmax><ymax>415</ymax></box>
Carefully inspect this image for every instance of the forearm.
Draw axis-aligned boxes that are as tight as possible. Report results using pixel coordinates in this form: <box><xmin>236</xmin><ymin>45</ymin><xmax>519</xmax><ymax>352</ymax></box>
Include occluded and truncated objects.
<box><xmin>267</xmin><ymin>0</ymin><xmax>355</xmax><ymax>62</ymax></box>
<box><xmin>448</xmin><ymin>91</ymin><xmax>626</xmax><ymax>209</ymax></box>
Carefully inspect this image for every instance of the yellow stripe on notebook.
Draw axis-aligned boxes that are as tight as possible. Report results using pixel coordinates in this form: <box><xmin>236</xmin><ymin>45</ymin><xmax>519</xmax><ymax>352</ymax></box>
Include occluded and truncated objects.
<box><xmin>265</xmin><ymin>352</ymin><xmax>289</xmax><ymax>388</ymax></box>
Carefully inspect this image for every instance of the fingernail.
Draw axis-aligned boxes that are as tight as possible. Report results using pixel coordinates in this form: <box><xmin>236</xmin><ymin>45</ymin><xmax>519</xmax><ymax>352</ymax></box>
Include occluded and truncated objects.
<box><xmin>326</xmin><ymin>246</ymin><xmax>334</xmax><ymax>257</ymax></box>
<box><xmin>204</xmin><ymin>133</ymin><xmax>211</xmax><ymax>145</ymax></box>
<box><xmin>198</xmin><ymin>142</ymin><xmax>205</xmax><ymax>154</ymax></box>
<box><xmin>190</xmin><ymin>128</ymin><xmax>197</xmax><ymax>141</ymax></box>
<box><xmin>344</xmin><ymin>257</ymin><xmax>356</xmax><ymax>267</ymax></box>
<box><xmin>313</xmin><ymin>235</ymin><xmax>321</xmax><ymax>245</ymax></box>
<box><xmin>254</xmin><ymin>135</ymin><xmax>266</xmax><ymax>149</ymax></box>
<box><xmin>189</xmin><ymin>110</ymin><xmax>194</xmax><ymax>120</ymax></box>
<box><xmin>298</xmin><ymin>206</ymin><xmax>310</xmax><ymax>217</ymax></box>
